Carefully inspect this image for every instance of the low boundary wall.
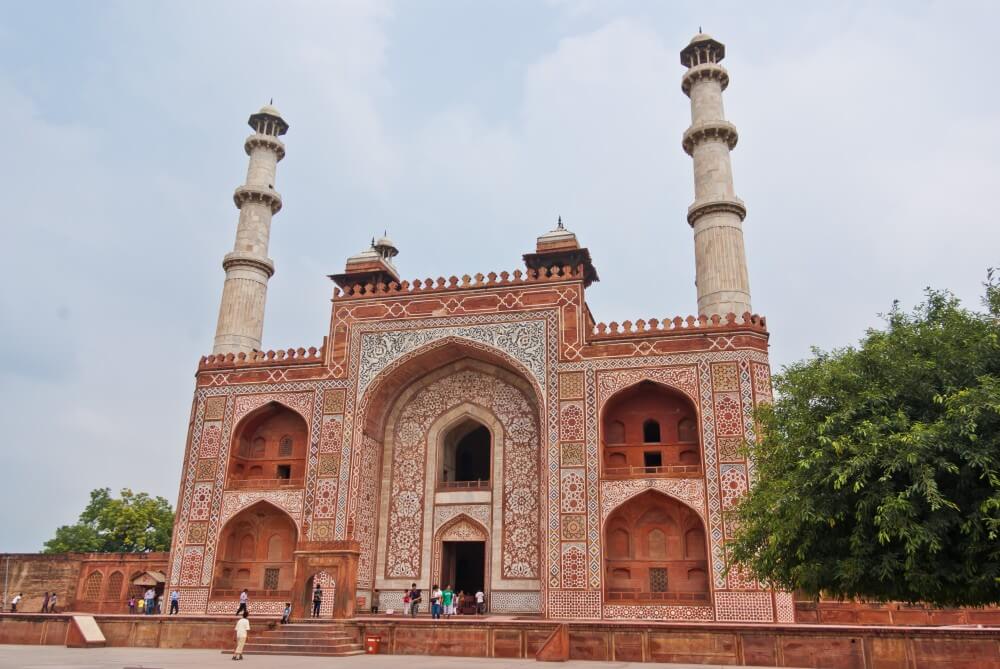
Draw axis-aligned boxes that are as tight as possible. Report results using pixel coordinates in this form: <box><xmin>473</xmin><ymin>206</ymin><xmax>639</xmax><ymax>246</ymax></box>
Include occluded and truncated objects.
<box><xmin>2</xmin><ymin>613</ymin><xmax>999</xmax><ymax>667</ymax></box>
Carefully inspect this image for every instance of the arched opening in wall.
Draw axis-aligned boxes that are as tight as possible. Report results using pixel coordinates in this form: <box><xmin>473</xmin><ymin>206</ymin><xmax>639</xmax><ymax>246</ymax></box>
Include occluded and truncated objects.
<box><xmin>227</xmin><ymin>402</ymin><xmax>307</xmax><ymax>490</ymax></box>
<box><xmin>83</xmin><ymin>571</ymin><xmax>103</xmax><ymax>601</ymax></box>
<box><xmin>603</xmin><ymin>490</ymin><xmax>710</xmax><ymax>603</ymax></box>
<box><xmin>439</xmin><ymin>418</ymin><xmax>491</xmax><ymax>489</ymax></box>
<box><xmin>212</xmin><ymin>501</ymin><xmax>297</xmax><ymax>600</ymax></box>
<box><xmin>601</xmin><ymin>381</ymin><xmax>701</xmax><ymax>477</ymax></box>
<box><xmin>104</xmin><ymin>571</ymin><xmax>124</xmax><ymax>602</ymax></box>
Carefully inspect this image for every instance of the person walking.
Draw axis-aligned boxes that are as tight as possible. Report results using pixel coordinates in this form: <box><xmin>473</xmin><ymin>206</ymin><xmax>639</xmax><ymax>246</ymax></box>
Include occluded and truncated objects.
<box><xmin>236</xmin><ymin>588</ymin><xmax>249</xmax><ymax>616</ymax></box>
<box><xmin>41</xmin><ymin>592</ymin><xmax>50</xmax><ymax>614</ymax></box>
<box><xmin>407</xmin><ymin>583</ymin><xmax>421</xmax><ymax>617</ymax></box>
<box><xmin>144</xmin><ymin>588</ymin><xmax>155</xmax><ymax>615</ymax></box>
<box><xmin>10</xmin><ymin>593</ymin><xmax>22</xmax><ymax>613</ymax></box>
<box><xmin>311</xmin><ymin>584</ymin><xmax>322</xmax><ymax>618</ymax></box>
<box><xmin>128</xmin><ymin>596</ymin><xmax>136</xmax><ymax>614</ymax></box>
<box><xmin>48</xmin><ymin>593</ymin><xmax>58</xmax><ymax>614</ymax></box>
<box><xmin>232</xmin><ymin>611</ymin><xmax>250</xmax><ymax>661</ymax></box>
<box><xmin>475</xmin><ymin>589</ymin><xmax>485</xmax><ymax>616</ymax></box>
<box><xmin>441</xmin><ymin>585</ymin><xmax>454</xmax><ymax>619</ymax></box>
<box><xmin>370</xmin><ymin>589</ymin><xmax>380</xmax><ymax>614</ymax></box>
<box><xmin>169</xmin><ymin>590</ymin><xmax>180</xmax><ymax>615</ymax></box>
<box><xmin>281</xmin><ymin>602</ymin><xmax>291</xmax><ymax>624</ymax></box>
<box><xmin>430</xmin><ymin>584</ymin><xmax>442</xmax><ymax>619</ymax></box>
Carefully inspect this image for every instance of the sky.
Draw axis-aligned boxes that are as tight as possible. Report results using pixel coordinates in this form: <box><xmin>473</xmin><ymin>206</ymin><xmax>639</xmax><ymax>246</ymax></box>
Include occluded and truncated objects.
<box><xmin>1</xmin><ymin>1</ymin><xmax>998</xmax><ymax>552</ymax></box>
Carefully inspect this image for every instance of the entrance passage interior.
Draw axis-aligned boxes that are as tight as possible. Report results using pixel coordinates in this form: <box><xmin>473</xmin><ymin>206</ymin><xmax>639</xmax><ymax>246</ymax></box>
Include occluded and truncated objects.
<box><xmin>440</xmin><ymin>541</ymin><xmax>485</xmax><ymax>594</ymax></box>
<box><xmin>441</xmin><ymin>419</ymin><xmax>491</xmax><ymax>486</ymax></box>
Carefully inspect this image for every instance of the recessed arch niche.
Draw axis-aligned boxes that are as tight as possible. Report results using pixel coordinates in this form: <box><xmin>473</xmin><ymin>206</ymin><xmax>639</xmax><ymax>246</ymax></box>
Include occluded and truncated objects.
<box><xmin>227</xmin><ymin>402</ymin><xmax>307</xmax><ymax>488</ymax></box>
<box><xmin>603</xmin><ymin>490</ymin><xmax>709</xmax><ymax>603</ymax></box>
<box><xmin>213</xmin><ymin>501</ymin><xmax>298</xmax><ymax>596</ymax></box>
<box><xmin>601</xmin><ymin>381</ymin><xmax>701</xmax><ymax>476</ymax></box>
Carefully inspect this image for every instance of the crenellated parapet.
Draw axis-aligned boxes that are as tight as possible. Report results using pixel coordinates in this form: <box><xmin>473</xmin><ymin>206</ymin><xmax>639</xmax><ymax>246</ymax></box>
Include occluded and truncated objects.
<box><xmin>333</xmin><ymin>263</ymin><xmax>587</xmax><ymax>300</ymax></box>
<box><xmin>199</xmin><ymin>344</ymin><xmax>324</xmax><ymax>370</ymax></box>
<box><xmin>590</xmin><ymin>312</ymin><xmax>766</xmax><ymax>340</ymax></box>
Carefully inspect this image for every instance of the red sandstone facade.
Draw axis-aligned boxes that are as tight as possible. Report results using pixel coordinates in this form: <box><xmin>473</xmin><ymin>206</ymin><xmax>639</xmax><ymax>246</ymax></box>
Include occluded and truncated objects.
<box><xmin>165</xmin><ymin>226</ymin><xmax>781</xmax><ymax>621</ymax></box>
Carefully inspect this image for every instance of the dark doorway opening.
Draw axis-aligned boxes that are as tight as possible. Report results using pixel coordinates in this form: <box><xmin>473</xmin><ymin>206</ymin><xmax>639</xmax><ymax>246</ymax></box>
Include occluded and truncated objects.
<box><xmin>454</xmin><ymin>426</ymin><xmax>490</xmax><ymax>482</ymax></box>
<box><xmin>441</xmin><ymin>541</ymin><xmax>486</xmax><ymax>595</ymax></box>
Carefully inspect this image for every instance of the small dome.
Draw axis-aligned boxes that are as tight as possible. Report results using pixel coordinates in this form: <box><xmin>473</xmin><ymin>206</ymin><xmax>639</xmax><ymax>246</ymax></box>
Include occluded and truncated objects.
<box><xmin>689</xmin><ymin>32</ymin><xmax>714</xmax><ymax>44</ymax></box>
<box><xmin>346</xmin><ymin>245</ymin><xmax>379</xmax><ymax>264</ymax></box>
<box><xmin>536</xmin><ymin>216</ymin><xmax>579</xmax><ymax>251</ymax></box>
<box><xmin>258</xmin><ymin>103</ymin><xmax>283</xmax><ymax>118</ymax></box>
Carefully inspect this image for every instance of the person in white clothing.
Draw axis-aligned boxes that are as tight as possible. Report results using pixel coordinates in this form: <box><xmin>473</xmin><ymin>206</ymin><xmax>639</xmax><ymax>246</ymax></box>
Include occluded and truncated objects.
<box><xmin>233</xmin><ymin>611</ymin><xmax>250</xmax><ymax>661</ymax></box>
<box><xmin>475</xmin><ymin>590</ymin><xmax>485</xmax><ymax>616</ymax></box>
<box><xmin>10</xmin><ymin>593</ymin><xmax>22</xmax><ymax>613</ymax></box>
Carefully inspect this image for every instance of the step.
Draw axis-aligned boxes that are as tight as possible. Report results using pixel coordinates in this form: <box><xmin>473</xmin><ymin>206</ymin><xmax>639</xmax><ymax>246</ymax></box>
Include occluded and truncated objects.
<box><xmin>245</xmin><ymin>642</ymin><xmax>363</xmax><ymax>651</ymax></box>
<box><xmin>242</xmin><ymin>650</ymin><xmax>367</xmax><ymax>657</ymax></box>
<box><xmin>247</xmin><ymin>641</ymin><xmax>362</xmax><ymax>650</ymax></box>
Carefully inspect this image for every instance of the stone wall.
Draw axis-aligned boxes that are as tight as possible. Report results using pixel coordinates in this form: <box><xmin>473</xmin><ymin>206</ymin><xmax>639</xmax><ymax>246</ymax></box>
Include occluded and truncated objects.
<box><xmin>0</xmin><ymin>553</ymin><xmax>168</xmax><ymax>614</ymax></box>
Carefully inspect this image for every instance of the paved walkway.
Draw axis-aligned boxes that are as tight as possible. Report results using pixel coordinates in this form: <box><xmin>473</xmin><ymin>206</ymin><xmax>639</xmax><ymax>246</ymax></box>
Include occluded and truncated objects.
<box><xmin>0</xmin><ymin>645</ymin><xmax>768</xmax><ymax>668</ymax></box>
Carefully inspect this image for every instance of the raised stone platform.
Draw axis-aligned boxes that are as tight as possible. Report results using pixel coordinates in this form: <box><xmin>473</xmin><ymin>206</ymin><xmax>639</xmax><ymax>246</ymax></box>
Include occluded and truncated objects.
<box><xmin>3</xmin><ymin>613</ymin><xmax>1000</xmax><ymax>666</ymax></box>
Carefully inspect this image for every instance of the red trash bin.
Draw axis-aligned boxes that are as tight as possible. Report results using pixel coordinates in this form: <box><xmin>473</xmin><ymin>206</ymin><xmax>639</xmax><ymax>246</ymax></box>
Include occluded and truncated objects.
<box><xmin>365</xmin><ymin>635</ymin><xmax>381</xmax><ymax>654</ymax></box>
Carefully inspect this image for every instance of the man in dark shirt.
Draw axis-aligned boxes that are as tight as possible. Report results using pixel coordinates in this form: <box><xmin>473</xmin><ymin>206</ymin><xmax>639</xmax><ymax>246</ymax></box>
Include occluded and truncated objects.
<box><xmin>408</xmin><ymin>583</ymin><xmax>422</xmax><ymax>617</ymax></box>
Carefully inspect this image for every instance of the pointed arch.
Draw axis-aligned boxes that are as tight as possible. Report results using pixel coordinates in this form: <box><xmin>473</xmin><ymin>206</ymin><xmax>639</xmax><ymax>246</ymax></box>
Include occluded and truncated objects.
<box><xmin>603</xmin><ymin>489</ymin><xmax>710</xmax><ymax>604</ymax></box>
<box><xmin>212</xmin><ymin>499</ymin><xmax>298</xmax><ymax>598</ymax></box>
<box><xmin>358</xmin><ymin>337</ymin><xmax>545</xmax><ymax>437</ymax></box>
<box><xmin>600</xmin><ymin>379</ymin><xmax>702</xmax><ymax>476</ymax></box>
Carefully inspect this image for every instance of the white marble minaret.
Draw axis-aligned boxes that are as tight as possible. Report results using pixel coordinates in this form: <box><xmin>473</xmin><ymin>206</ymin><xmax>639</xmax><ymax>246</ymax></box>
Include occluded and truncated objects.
<box><xmin>212</xmin><ymin>104</ymin><xmax>288</xmax><ymax>355</ymax></box>
<box><xmin>680</xmin><ymin>33</ymin><xmax>752</xmax><ymax>318</ymax></box>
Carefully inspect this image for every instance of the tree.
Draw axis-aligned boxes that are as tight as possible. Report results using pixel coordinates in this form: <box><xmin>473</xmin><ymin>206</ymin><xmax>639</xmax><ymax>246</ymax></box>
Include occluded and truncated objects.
<box><xmin>43</xmin><ymin>488</ymin><xmax>174</xmax><ymax>553</ymax></box>
<box><xmin>728</xmin><ymin>273</ymin><xmax>1000</xmax><ymax>607</ymax></box>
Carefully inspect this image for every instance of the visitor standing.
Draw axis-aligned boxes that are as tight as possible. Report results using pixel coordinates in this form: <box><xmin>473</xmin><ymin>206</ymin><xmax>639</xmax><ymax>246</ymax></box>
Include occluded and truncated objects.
<box><xmin>144</xmin><ymin>588</ymin><xmax>155</xmax><ymax>615</ymax></box>
<box><xmin>430</xmin><ymin>584</ymin><xmax>442</xmax><ymax>619</ymax></box>
<box><xmin>233</xmin><ymin>611</ymin><xmax>250</xmax><ymax>661</ymax></box>
<box><xmin>41</xmin><ymin>592</ymin><xmax>50</xmax><ymax>614</ymax></box>
<box><xmin>48</xmin><ymin>593</ymin><xmax>58</xmax><ymax>613</ymax></box>
<box><xmin>311</xmin><ymin>584</ymin><xmax>322</xmax><ymax>618</ymax></box>
<box><xmin>128</xmin><ymin>596</ymin><xmax>136</xmax><ymax>614</ymax></box>
<box><xmin>10</xmin><ymin>593</ymin><xmax>22</xmax><ymax>612</ymax></box>
<box><xmin>236</xmin><ymin>589</ymin><xmax>249</xmax><ymax>616</ymax></box>
<box><xmin>281</xmin><ymin>602</ymin><xmax>291</xmax><ymax>624</ymax></box>
<box><xmin>370</xmin><ymin>588</ymin><xmax>380</xmax><ymax>614</ymax></box>
<box><xmin>169</xmin><ymin>590</ymin><xmax>180</xmax><ymax>615</ymax></box>
<box><xmin>407</xmin><ymin>583</ymin><xmax>421</xmax><ymax>617</ymax></box>
<box><xmin>475</xmin><ymin>589</ymin><xmax>485</xmax><ymax>615</ymax></box>
<box><xmin>441</xmin><ymin>585</ymin><xmax>454</xmax><ymax>618</ymax></box>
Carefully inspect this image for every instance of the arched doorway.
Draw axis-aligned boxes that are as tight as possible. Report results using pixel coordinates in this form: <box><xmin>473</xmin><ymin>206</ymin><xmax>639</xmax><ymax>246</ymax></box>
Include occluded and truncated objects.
<box><xmin>212</xmin><ymin>501</ymin><xmax>298</xmax><ymax>603</ymax></box>
<box><xmin>433</xmin><ymin>516</ymin><xmax>489</xmax><ymax>599</ymax></box>
<box><xmin>602</xmin><ymin>381</ymin><xmax>701</xmax><ymax>476</ymax></box>
<box><xmin>227</xmin><ymin>403</ymin><xmax>308</xmax><ymax>489</ymax></box>
<box><xmin>302</xmin><ymin>570</ymin><xmax>335</xmax><ymax>618</ymax></box>
<box><xmin>603</xmin><ymin>490</ymin><xmax>709</xmax><ymax>603</ymax></box>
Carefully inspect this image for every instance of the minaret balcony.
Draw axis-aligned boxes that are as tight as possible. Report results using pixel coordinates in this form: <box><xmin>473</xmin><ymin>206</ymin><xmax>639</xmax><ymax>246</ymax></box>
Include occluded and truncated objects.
<box><xmin>244</xmin><ymin>133</ymin><xmax>286</xmax><ymax>160</ymax></box>
<box><xmin>682</xmin><ymin>120</ymin><xmax>738</xmax><ymax>155</ymax></box>
<box><xmin>233</xmin><ymin>184</ymin><xmax>282</xmax><ymax>213</ymax></box>
<box><xmin>681</xmin><ymin>62</ymin><xmax>729</xmax><ymax>95</ymax></box>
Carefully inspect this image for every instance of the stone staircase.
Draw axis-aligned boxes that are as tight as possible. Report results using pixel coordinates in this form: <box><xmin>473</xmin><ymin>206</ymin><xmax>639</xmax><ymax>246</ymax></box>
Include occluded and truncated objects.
<box><xmin>239</xmin><ymin>620</ymin><xmax>366</xmax><ymax>657</ymax></box>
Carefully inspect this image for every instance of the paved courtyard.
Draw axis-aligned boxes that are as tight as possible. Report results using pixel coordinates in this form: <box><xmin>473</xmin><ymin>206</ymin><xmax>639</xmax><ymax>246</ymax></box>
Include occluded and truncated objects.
<box><xmin>0</xmin><ymin>645</ymin><xmax>771</xmax><ymax>669</ymax></box>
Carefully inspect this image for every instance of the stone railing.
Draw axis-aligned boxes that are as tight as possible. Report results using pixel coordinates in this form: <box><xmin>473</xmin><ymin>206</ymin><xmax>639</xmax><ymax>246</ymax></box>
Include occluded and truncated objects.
<box><xmin>199</xmin><ymin>345</ymin><xmax>324</xmax><ymax>370</ymax></box>
<box><xmin>590</xmin><ymin>312</ymin><xmax>766</xmax><ymax>340</ymax></box>
<box><xmin>333</xmin><ymin>264</ymin><xmax>586</xmax><ymax>299</ymax></box>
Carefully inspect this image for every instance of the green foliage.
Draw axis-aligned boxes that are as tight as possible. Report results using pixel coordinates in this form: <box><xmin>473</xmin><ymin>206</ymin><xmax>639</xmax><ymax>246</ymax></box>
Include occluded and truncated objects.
<box><xmin>43</xmin><ymin>488</ymin><xmax>174</xmax><ymax>554</ymax></box>
<box><xmin>729</xmin><ymin>273</ymin><xmax>1000</xmax><ymax>606</ymax></box>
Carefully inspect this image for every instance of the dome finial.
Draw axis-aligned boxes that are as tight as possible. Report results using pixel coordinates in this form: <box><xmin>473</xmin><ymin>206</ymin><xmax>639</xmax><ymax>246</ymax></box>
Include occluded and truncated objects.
<box><xmin>557</xmin><ymin>215</ymin><xmax>564</xmax><ymax>230</ymax></box>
